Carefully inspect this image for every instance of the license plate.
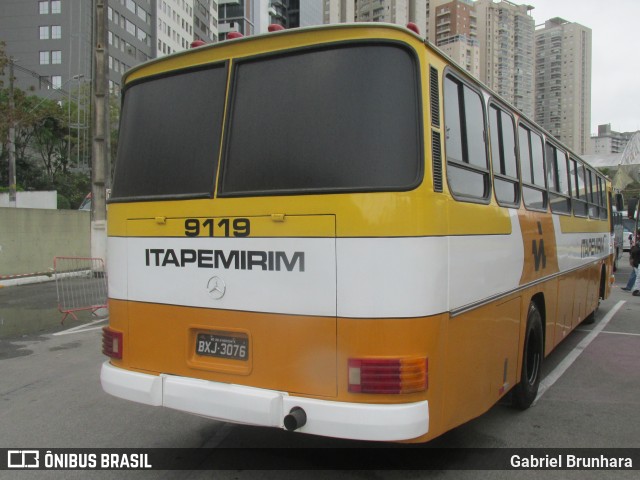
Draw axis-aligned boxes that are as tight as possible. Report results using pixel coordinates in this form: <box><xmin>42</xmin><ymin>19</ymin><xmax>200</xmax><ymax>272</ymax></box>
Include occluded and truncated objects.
<box><xmin>196</xmin><ymin>332</ymin><xmax>248</xmax><ymax>361</ymax></box>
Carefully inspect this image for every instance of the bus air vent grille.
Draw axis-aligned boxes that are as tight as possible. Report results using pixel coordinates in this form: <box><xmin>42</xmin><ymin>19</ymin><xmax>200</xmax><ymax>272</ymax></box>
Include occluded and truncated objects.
<box><xmin>429</xmin><ymin>66</ymin><xmax>440</xmax><ymax>128</ymax></box>
<box><xmin>432</xmin><ymin>130</ymin><xmax>443</xmax><ymax>192</ymax></box>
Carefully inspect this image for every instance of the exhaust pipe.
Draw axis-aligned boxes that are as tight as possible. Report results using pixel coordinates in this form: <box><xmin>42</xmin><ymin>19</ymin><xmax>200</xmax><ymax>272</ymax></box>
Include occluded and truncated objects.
<box><xmin>283</xmin><ymin>407</ymin><xmax>307</xmax><ymax>431</ymax></box>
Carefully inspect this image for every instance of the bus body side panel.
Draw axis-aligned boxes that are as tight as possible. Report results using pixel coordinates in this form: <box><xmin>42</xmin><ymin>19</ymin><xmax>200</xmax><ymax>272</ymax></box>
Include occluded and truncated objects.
<box><xmin>441</xmin><ymin>294</ymin><xmax>522</xmax><ymax>436</ymax></box>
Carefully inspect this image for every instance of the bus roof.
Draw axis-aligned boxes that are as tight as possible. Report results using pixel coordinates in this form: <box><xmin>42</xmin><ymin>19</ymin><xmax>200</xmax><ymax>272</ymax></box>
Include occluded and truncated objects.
<box><xmin>122</xmin><ymin>22</ymin><xmax>423</xmax><ymax>85</ymax></box>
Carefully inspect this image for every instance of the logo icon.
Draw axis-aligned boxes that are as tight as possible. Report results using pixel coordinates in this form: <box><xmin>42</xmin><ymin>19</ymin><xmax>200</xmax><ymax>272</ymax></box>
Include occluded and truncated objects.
<box><xmin>8</xmin><ymin>450</ymin><xmax>39</xmax><ymax>469</ymax></box>
<box><xmin>207</xmin><ymin>276</ymin><xmax>226</xmax><ymax>300</ymax></box>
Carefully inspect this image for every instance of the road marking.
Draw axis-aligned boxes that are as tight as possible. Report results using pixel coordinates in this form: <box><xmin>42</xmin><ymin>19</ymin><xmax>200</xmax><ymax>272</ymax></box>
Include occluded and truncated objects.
<box><xmin>576</xmin><ymin>328</ymin><xmax>640</xmax><ymax>337</ymax></box>
<box><xmin>52</xmin><ymin>317</ymin><xmax>109</xmax><ymax>336</ymax></box>
<box><xmin>533</xmin><ymin>300</ymin><xmax>626</xmax><ymax>405</ymax></box>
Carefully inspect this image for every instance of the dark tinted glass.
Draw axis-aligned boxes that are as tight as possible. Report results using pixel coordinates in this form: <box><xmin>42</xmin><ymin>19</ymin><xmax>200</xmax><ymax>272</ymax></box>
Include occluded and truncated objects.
<box><xmin>111</xmin><ymin>65</ymin><xmax>227</xmax><ymax>200</ymax></box>
<box><xmin>220</xmin><ymin>44</ymin><xmax>421</xmax><ymax>195</ymax></box>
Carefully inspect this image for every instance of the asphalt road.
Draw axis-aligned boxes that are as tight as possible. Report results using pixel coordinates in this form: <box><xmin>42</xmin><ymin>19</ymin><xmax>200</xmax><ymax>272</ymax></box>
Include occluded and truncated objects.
<box><xmin>1</xmin><ymin>256</ymin><xmax>639</xmax><ymax>479</ymax></box>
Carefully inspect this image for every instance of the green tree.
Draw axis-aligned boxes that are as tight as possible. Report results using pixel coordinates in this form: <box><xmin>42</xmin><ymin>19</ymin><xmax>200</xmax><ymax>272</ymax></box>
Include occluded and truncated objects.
<box><xmin>31</xmin><ymin>99</ymin><xmax>71</xmax><ymax>181</ymax></box>
<box><xmin>1</xmin><ymin>43</ymin><xmax>90</xmax><ymax>206</ymax></box>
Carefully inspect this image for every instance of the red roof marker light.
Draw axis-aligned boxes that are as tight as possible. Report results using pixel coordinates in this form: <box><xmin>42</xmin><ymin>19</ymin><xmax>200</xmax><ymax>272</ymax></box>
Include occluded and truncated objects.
<box><xmin>406</xmin><ymin>22</ymin><xmax>420</xmax><ymax>35</ymax></box>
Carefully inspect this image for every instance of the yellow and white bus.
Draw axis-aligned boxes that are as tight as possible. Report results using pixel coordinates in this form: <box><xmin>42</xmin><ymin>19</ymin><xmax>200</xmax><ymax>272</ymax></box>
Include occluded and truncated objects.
<box><xmin>101</xmin><ymin>23</ymin><xmax>614</xmax><ymax>443</ymax></box>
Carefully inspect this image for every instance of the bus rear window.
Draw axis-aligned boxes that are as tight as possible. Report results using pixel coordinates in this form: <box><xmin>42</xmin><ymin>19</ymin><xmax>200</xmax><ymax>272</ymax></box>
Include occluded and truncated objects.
<box><xmin>219</xmin><ymin>44</ymin><xmax>422</xmax><ymax>196</ymax></box>
<box><xmin>110</xmin><ymin>64</ymin><xmax>227</xmax><ymax>201</ymax></box>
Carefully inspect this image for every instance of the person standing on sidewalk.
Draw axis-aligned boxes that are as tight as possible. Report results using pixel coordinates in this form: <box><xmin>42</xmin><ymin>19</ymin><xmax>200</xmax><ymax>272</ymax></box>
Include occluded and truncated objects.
<box><xmin>623</xmin><ymin>237</ymin><xmax>638</xmax><ymax>291</ymax></box>
<box><xmin>630</xmin><ymin>232</ymin><xmax>640</xmax><ymax>296</ymax></box>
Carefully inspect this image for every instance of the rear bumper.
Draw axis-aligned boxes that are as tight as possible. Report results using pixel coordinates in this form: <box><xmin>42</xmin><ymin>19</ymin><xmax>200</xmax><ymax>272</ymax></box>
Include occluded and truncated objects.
<box><xmin>100</xmin><ymin>361</ymin><xmax>429</xmax><ymax>442</ymax></box>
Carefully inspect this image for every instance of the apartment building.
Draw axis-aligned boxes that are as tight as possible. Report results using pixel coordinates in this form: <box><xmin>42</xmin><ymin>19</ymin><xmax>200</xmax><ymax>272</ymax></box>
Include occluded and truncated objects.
<box><xmin>534</xmin><ymin>17</ymin><xmax>592</xmax><ymax>155</ymax></box>
<box><xmin>354</xmin><ymin>0</ymin><xmax>426</xmax><ymax>31</ymax></box>
<box><xmin>0</xmin><ymin>0</ymin><xmax>93</xmax><ymax>93</ymax></box>
<box><xmin>323</xmin><ymin>0</ymin><xmax>427</xmax><ymax>34</ymax></box>
<box><xmin>590</xmin><ymin>124</ymin><xmax>636</xmax><ymax>155</ymax></box>
<box><xmin>254</xmin><ymin>0</ymin><xmax>323</xmax><ymax>34</ymax></box>
<box><xmin>474</xmin><ymin>0</ymin><xmax>534</xmax><ymax>117</ymax></box>
<box><xmin>323</xmin><ymin>0</ymin><xmax>355</xmax><ymax>24</ymax></box>
<box><xmin>429</xmin><ymin>0</ymin><xmax>479</xmax><ymax>79</ymax></box>
<box><xmin>0</xmin><ymin>1</ymin><xmax>218</xmax><ymax>95</ymax></box>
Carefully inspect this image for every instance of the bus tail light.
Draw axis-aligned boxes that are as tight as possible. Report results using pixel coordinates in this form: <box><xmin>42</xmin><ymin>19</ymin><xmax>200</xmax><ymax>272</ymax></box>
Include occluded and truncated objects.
<box><xmin>102</xmin><ymin>327</ymin><xmax>123</xmax><ymax>359</ymax></box>
<box><xmin>348</xmin><ymin>357</ymin><xmax>428</xmax><ymax>394</ymax></box>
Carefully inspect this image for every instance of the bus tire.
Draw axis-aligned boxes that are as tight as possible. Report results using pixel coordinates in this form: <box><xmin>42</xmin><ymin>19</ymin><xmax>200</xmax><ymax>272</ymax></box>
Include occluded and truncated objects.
<box><xmin>512</xmin><ymin>302</ymin><xmax>544</xmax><ymax>410</ymax></box>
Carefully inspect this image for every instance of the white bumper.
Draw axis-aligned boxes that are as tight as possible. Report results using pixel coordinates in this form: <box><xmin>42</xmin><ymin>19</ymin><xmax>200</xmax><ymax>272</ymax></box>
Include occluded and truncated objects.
<box><xmin>101</xmin><ymin>361</ymin><xmax>429</xmax><ymax>442</ymax></box>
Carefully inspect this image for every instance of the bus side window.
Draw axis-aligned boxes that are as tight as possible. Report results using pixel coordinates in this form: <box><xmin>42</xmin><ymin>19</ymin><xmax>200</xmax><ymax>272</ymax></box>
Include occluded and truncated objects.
<box><xmin>587</xmin><ymin>169</ymin><xmax>599</xmax><ymax>218</ymax></box>
<box><xmin>598</xmin><ymin>177</ymin><xmax>608</xmax><ymax>220</ymax></box>
<box><xmin>519</xmin><ymin>125</ymin><xmax>547</xmax><ymax>211</ymax></box>
<box><xmin>488</xmin><ymin>104</ymin><xmax>519</xmax><ymax>207</ymax></box>
<box><xmin>546</xmin><ymin>142</ymin><xmax>571</xmax><ymax>215</ymax></box>
<box><xmin>570</xmin><ymin>158</ymin><xmax>588</xmax><ymax>217</ymax></box>
<box><xmin>443</xmin><ymin>74</ymin><xmax>490</xmax><ymax>202</ymax></box>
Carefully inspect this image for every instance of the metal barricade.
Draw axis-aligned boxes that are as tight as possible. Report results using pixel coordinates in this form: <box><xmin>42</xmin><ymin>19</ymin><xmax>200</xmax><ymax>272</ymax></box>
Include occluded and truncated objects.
<box><xmin>54</xmin><ymin>256</ymin><xmax>108</xmax><ymax>323</ymax></box>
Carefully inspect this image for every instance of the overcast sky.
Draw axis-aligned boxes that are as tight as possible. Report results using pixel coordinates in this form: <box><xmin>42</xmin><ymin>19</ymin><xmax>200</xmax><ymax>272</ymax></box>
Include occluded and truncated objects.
<box><xmin>525</xmin><ymin>0</ymin><xmax>640</xmax><ymax>134</ymax></box>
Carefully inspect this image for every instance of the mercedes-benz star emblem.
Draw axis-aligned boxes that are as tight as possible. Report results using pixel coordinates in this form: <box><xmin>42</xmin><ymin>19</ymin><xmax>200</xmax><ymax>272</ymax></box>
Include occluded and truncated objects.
<box><xmin>207</xmin><ymin>276</ymin><xmax>226</xmax><ymax>300</ymax></box>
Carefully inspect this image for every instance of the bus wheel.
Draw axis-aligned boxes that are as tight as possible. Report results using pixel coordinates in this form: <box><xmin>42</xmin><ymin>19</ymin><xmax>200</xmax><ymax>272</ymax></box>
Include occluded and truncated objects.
<box><xmin>512</xmin><ymin>302</ymin><xmax>544</xmax><ymax>410</ymax></box>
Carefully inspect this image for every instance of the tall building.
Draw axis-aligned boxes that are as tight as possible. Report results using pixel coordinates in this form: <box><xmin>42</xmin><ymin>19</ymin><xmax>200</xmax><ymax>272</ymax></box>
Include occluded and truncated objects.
<box><xmin>109</xmin><ymin>1</ymin><xmax>215</xmax><ymax>88</ymax></box>
<box><xmin>429</xmin><ymin>0</ymin><xmax>480</xmax><ymax>79</ymax></box>
<box><xmin>0</xmin><ymin>0</ymin><xmax>220</xmax><ymax>170</ymax></box>
<box><xmin>323</xmin><ymin>0</ymin><xmax>426</xmax><ymax>34</ymax></box>
<box><xmin>193</xmin><ymin>0</ymin><xmax>219</xmax><ymax>44</ymax></box>
<box><xmin>260</xmin><ymin>0</ymin><xmax>322</xmax><ymax>31</ymax></box>
<box><xmin>474</xmin><ymin>0</ymin><xmax>534</xmax><ymax>117</ymax></box>
<box><xmin>323</xmin><ymin>0</ymin><xmax>355</xmax><ymax>24</ymax></box>
<box><xmin>108</xmin><ymin>0</ymin><xmax>154</xmax><ymax>94</ymax></box>
<box><xmin>0</xmin><ymin>0</ymin><xmax>93</xmax><ymax>94</ymax></box>
<box><xmin>218</xmin><ymin>0</ymin><xmax>256</xmax><ymax>40</ymax></box>
<box><xmin>534</xmin><ymin>17</ymin><xmax>592</xmax><ymax>155</ymax></box>
<box><xmin>0</xmin><ymin>0</ymin><xmax>94</xmax><ymax>169</ymax></box>
<box><xmin>0</xmin><ymin>1</ymin><xmax>218</xmax><ymax>95</ymax></box>
<box><xmin>355</xmin><ymin>0</ymin><xmax>426</xmax><ymax>31</ymax></box>
<box><xmin>590</xmin><ymin>124</ymin><xmax>636</xmax><ymax>155</ymax></box>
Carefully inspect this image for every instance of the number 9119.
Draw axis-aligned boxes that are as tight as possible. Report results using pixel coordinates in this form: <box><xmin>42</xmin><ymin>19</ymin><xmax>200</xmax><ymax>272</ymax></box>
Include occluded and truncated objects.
<box><xmin>184</xmin><ymin>218</ymin><xmax>250</xmax><ymax>237</ymax></box>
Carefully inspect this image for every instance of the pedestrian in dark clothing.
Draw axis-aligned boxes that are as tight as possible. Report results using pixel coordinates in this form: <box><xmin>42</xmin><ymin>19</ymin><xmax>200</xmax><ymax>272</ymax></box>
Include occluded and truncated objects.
<box><xmin>630</xmin><ymin>232</ymin><xmax>640</xmax><ymax>296</ymax></box>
